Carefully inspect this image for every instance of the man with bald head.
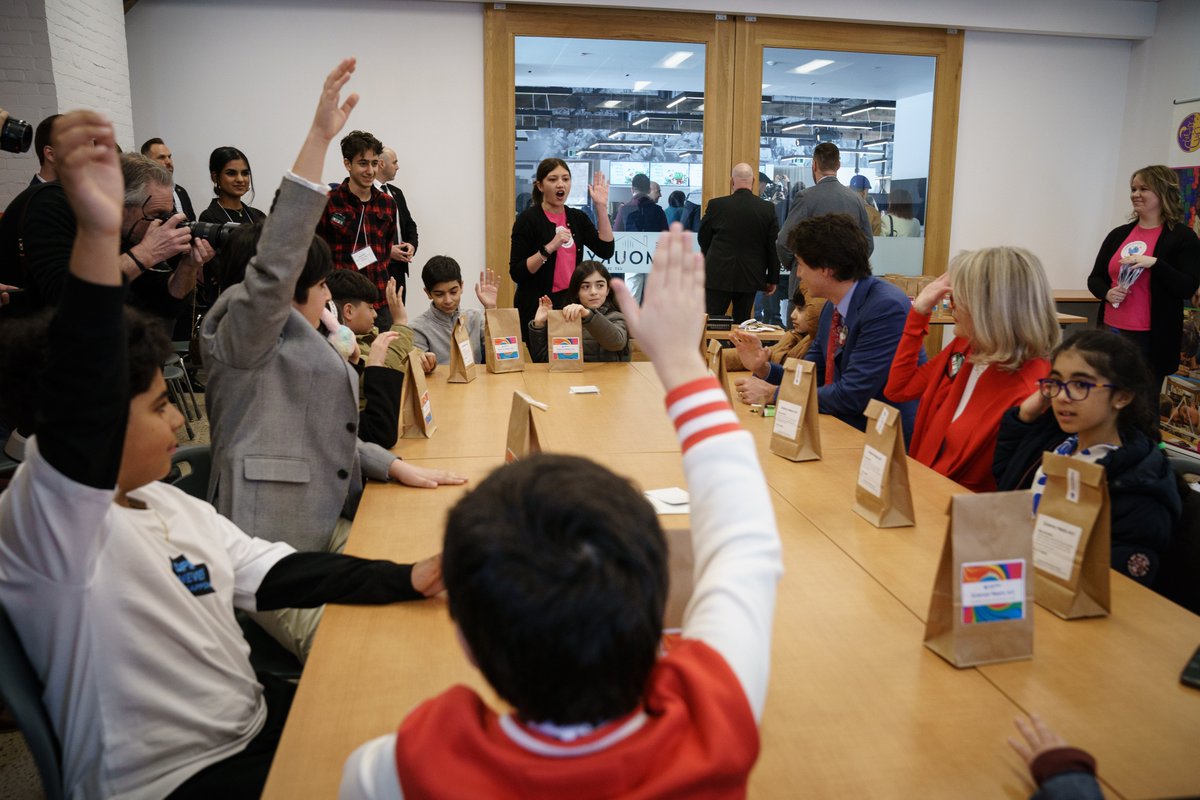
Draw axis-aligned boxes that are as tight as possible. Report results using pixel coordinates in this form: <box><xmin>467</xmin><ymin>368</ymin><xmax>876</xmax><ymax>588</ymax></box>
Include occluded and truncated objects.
<box><xmin>698</xmin><ymin>162</ymin><xmax>780</xmax><ymax>320</ymax></box>
<box><xmin>376</xmin><ymin>145</ymin><xmax>419</xmax><ymax>295</ymax></box>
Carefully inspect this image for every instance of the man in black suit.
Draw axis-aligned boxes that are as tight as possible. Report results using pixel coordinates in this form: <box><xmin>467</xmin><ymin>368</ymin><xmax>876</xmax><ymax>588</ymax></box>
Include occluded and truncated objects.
<box><xmin>377</xmin><ymin>145</ymin><xmax>419</xmax><ymax>296</ymax></box>
<box><xmin>29</xmin><ymin>114</ymin><xmax>60</xmax><ymax>185</ymax></box>
<box><xmin>140</xmin><ymin>137</ymin><xmax>196</xmax><ymax>221</ymax></box>
<box><xmin>698</xmin><ymin>162</ymin><xmax>780</xmax><ymax>321</ymax></box>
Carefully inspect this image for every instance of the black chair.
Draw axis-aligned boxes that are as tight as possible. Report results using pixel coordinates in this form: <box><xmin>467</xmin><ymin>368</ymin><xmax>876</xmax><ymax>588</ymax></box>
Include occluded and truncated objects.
<box><xmin>1157</xmin><ymin>453</ymin><xmax>1200</xmax><ymax>615</ymax></box>
<box><xmin>165</xmin><ymin>444</ymin><xmax>212</xmax><ymax>501</ymax></box>
<box><xmin>0</xmin><ymin>603</ymin><xmax>64</xmax><ymax>800</ymax></box>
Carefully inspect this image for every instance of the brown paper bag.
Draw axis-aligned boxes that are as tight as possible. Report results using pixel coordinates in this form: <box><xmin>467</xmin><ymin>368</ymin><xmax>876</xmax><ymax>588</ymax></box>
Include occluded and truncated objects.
<box><xmin>659</xmin><ymin>526</ymin><xmax>695</xmax><ymax>654</ymax></box>
<box><xmin>706</xmin><ymin>340</ymin><xmax>733</xmax><ymax>402</ymax></box>
<box><xmin>400</xmin><ymin>348</ymin><xmax>436</xmax><ymax>439</ymax></box>
<box><xmin>484</xmin><ymin>308</ymin><xmax>525</xmax><ymax>373</ymax></box>
<box><xmin>547</xmin><ymin>311</ymin><xmax>583</xmax><ymax>372</ymax></box>
<box><xmin>505</xmin><ymin>390</ymin><xmax>546</xmax><ymax>462</ymax></box>
<box><xmin>852</xmin><ymin>399</ymin><xmax>915</xmax><ymax>528</ymax></box>
<box><xmin>1032</xmin><ymin>453</ymin><xmax>1111</xmax><ymax>619</ymax></box>
<box><xmin>446</xmin><ymin>316</ymin><xmax>477</xmax><ymax>383</ymax></box>
<box><xmin>769</xmin><ymin>358</ymin><xmax>821</xmax><ymax>462</ymax></box>
<box><xmin>923</xmin><ymin>492</ymin><xmax>1034</xmax><ymax>668</ymax></box>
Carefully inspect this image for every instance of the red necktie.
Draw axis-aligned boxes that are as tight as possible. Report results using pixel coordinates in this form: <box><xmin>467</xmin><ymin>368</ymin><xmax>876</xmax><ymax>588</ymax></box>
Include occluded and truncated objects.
<box><xmin>825</xmin><ymin>309</ymin><xmax>842</xmax><ymax>387</ymax></box>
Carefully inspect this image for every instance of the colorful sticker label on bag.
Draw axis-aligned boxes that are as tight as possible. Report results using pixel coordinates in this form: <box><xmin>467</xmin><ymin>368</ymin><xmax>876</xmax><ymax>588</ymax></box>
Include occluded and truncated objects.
<box><xmin>552</xmin><ymin>337</ymin><xmax>581</xmax><ymax>360</ymax></box>
<box><xmin>960</xmin><ymin>559</ymin><xmax>1025</xmax><ymax>624</ymax></box>
<box><xmin>493</xmin><ymin>336</ymin><xmax>519</xmax><ymax>360</ymax></box>
<box><xmin>421</xmin><ymin>391</ymin><xmax>433</xmax><ymax>425</ymax></box>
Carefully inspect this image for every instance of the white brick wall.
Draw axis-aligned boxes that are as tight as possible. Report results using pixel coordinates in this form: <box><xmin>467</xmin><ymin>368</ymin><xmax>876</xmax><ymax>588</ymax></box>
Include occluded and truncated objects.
<box><xmin>45</xmin><ymin>0</ymin><xmax>134</xmax><ymax>146</ymax></box>
<box><xmin>0</xmin><ymin>0</ymin><xmax>57</xmax><ymax>207</ymax></box>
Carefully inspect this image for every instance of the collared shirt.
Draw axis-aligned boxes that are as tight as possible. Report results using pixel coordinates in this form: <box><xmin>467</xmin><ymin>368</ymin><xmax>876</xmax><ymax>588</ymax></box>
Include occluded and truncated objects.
<box><xmin>833</xmin><ymin>280</ymin><xmax>858</xmax><ymax>328</ymax></box>
<box><xmin>316</xmin><ymin>180</ymin><xmax>397</xmax><ymax>307</ymax></box>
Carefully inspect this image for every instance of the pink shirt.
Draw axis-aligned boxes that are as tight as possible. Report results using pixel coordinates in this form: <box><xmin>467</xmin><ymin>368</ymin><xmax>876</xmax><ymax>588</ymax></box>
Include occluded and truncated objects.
<box><xmin>1106</xmin><ymin>224</ymin><xmax>1162</xmax><ymax>331</ymax></box>
<box><xmin>543</xmin><ymin>208</ymin><xmax>575</xmax><ymax>292</ymax></box>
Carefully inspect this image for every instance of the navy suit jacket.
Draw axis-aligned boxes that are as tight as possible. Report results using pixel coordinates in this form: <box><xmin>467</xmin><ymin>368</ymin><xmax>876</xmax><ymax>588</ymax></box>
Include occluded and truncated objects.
<box><xmin>768</xmin><ymin>275</ymin><xmax>921</xmax><ymax>440</ymax></box>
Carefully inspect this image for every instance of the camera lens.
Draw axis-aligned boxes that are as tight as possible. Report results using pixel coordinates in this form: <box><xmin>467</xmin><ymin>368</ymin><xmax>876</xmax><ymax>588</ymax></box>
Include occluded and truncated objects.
<box><xmin>0</xmin><ymin>117</ymin><xmax>33</xmax><ymax>154</ymax></box>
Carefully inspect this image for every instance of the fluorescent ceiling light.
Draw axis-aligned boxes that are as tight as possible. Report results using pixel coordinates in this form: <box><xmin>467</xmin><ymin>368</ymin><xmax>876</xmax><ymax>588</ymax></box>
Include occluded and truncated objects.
<box><xmin>781</xmin><ymin>155</ymin><xmax>810</xmax><ymax>162</ymax></box>
<box><xmin>610</xmin><ymin>128</ymin><xmax>681</xmax><ymax>138</ymax></box>
<box><xmin>869</xmin><ymin>157</ymin><xmax>888</xmax><ymax>164</ymax></box>
<box><xmin>762</xmin><ymin>83</ymin><xmax>771</xmax><ymax>91</ymax></box>
<box><xmin>632</xmin><ymin>115</ymin><xmax>650</xmax><ymax>126</ymax></box>
<box><xmin>588</xmin><ymin>140</ymin><xmax>654</xmax><ymax>147</ymax></box>
<box><xmin>697</xmin><ymin>104</ymin><xmax>705</xmax><ymax>111</ymax></box>
<box><xmin>863</xmin><ymin>139</ymin><xmax>892</xmax><ymax>148</ymax></box>
<box><xmin>781</xmin><ymin>123</ymin><xmax>810</xmax><ymax>133</ymax></box>
<box><xmin>660</xmin><ymin>51</ymin><xmax>694</xmax><ymax>69</ymax></box>
<box><xmin>792</xmin><ymin>59</ymin><xmax>834</xmax><ymax>74</ymax></box>
<box><xmin>634</xmin><ymin>80</ymin><xmax>652</xmax><ymax>91</ymax></box>
<box><xmin>842</xmin><ymin>101</ymin><xmax>896</xmax><ymax>117</ymax></box>
<box><xmin>666</xmin><ymin>93</ymin><xmax>703</xmax><ymax>109</ymax></box>
<box><xmin>601</xmin><ymin>100</ymin><xmax>622</xmax><ymax>108</ymax></box>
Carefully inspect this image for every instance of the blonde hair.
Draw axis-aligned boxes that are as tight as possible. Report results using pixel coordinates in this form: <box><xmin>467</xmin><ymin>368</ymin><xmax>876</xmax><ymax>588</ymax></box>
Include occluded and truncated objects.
<box><xmin>1130</xmin><ymin>165</ymin><xmax>1185</xmax><ymax>229</ymax></box>
<box><xmin>948</xmin><ymin>247</ymin><xmax>1060</xmax><ymax>371</ymax></box>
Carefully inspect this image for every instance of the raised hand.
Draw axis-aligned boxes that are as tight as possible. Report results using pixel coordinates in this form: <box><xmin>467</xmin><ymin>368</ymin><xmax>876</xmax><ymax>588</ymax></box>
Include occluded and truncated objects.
<box><xmin>612</xmin><ymin>223</ymin><xmax>706</xmax><ymax>391</ymax></box>
<box><xmin>588</xmin><ymin>170</ymin><xmax>610</xmax><ymax>208</ymax></box>
<box><xmin>533</xmin><ymin>295</ymin><xmax>552</xmax><ymax>327</ymax></box>
<box><xmin>913</xmin><ymin>272</ymin><xmax>952</xmax><ymax>316</ymax></box>
<box><xmin>367</xmin><ymin>330</ymin><xmax>401</xmax><ymax>367</ymax></box>
<box><xmin>730</xmin><ymin>329</ymin><xmax>769</xmax><ymax>377</ymax></box>
<box><xmin>386</xmin><ymin>277</ymin><xmax>407</xmax><ymax>326</ymax></box>
<box><xmin>475</xmin><ymin>269</ymin><xmax>499</xmax><ymax>309</ymax></box>
<box><xmin>53</xmin><ymin>111</ymin><xmax>122</xmax><ymax>236</ymax></box>
<box><xmin>294</xmin><ymin>58</ymin><xmax>359</xmax><ymax>181</ymax></box>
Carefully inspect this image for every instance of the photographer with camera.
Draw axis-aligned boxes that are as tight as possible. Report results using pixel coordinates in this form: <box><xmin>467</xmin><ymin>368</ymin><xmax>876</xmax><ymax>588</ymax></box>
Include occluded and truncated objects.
<box><xmin>0</xmin><ymin>144</ymin><xmax>214</xmax><ymax>319</ymax></box>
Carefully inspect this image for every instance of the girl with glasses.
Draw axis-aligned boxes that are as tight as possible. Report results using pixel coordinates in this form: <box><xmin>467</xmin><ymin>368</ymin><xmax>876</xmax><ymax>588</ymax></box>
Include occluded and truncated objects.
<box><xmin>993</xmin><ymin>329</ymin><xmax>1181</xmax><ymax>586</ymax></box>
<box><xmin>884</xmin><ymin>247</ymin><xmax>1060</xmax><ymax>491</ymax></box>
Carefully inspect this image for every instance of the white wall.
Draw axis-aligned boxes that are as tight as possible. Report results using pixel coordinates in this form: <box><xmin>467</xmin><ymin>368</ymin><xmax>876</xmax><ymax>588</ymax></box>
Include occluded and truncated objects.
<box><xmin>45</xmin><ymin>0</ymin><xmax>134</xmax><ymax>145</ymax></box>
<box><xmin>125</xmin><ymin>0</ymin><xmax>486</xmax><ymax>314</ymax></box>
<box><xmin>0</xmin><ymin>0</ymin><xmax>55</xmax><ymax>203</ymax></box>
<box><xmin>891</xmin><ymin>90</ymin><xmax>932</xmax><ymax>180</ymax></box>
<box><xmin>949</xmin><ymin>31</ymin><xmax>1132</xmax><ymax>289</ymax></box>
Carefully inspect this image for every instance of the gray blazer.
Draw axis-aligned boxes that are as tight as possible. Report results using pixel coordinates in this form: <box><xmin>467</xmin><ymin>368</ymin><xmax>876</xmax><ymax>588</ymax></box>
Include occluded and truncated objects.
<box><xmin>200</xmin><ymin>176</ymin><xmax>396</xmax><ymax>552</ymax></box>
<box><xmin>776</xmin><ymin>176</ymin><xmax>875</xmax><ymax>273</ymax></box>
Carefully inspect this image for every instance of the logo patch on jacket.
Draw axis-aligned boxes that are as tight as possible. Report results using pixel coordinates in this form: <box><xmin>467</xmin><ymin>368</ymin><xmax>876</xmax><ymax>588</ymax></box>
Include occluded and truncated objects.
<box><xmin>171</xmin><ymin>555</ymin><xmax>215</xmax><ymax>596</ymax></box>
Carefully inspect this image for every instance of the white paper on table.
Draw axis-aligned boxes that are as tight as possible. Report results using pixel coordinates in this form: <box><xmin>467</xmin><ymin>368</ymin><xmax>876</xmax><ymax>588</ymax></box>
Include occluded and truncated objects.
<box><xmin>857</xmin><ymin>445</ymin><xmax>887</xmax><ymax>497</ymax></box>
<box><xmin>1032</xmin><ymin>514</ymin><xmax>1084</xmax><ymax>581</ymax></box>
<box><xmin>645</xmin><ymin>487</ymin><xmax>690</xmax><ymax>515</ymax></box>
<box><xmin>569</xmin><ymin>385</ymin><xmax>601</xmax><ymax>394</ymax></box>
<box><xmin>773</xmin><ymin>400</ymin><xmax>802</xmax><ymax>439</ymax></box>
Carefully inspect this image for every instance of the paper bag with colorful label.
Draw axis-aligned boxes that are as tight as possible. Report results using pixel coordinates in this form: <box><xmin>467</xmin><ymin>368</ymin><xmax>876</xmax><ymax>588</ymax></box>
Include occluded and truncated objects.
<box><xmin>484</xmin><ymin>308</ymin><xmax>524</xmax><ymax>373</ymax></box>
<box><xmin>446</xmin><ymin>316</ymin><xmax>476</xmax><ymax>383</ymax></box>
<box><xmin>400</xmin><ymin>348</ymin><xmax>436</xmax><ymax>439</ymax></box>
<box><xmin>769</xmin><ymin>358</ymin><xmax>821</xmax><ymax>462</ymax></box>
<box><xmin>547</xmin><ymin>311</ymin><xmax>583</xmax><ymax>372</ymax></box>
<box><xmin>852</xmin><ymin>399</ymin><xmax>915</xmax><ymax>528</ymax></box>
<box><xmin>706</xmin><ymin>339</ymin><xmax>733</xmax><ymax>402</ymax></box>
<box><xmin>1032</xmin><ymin>453</ymin><xmax>1111</xmax><ymax>620</ymax></box>
<box><xmin>923</xmin><ymin>492</ymin><xmax>1034</xmax><ymax>668</ymax></box>
<box><xmin>505</xmin><ymin>390</ymin><xmax>547</xmax><ymax>462</ymax></box>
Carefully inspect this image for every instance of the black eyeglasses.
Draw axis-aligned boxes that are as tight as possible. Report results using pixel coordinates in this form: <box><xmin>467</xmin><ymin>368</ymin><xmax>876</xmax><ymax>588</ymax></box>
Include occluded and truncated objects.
<box><xmin>1037</xmin><ymin>378</ymin><xmax>1118</xmax><ymax>401</ymax></box>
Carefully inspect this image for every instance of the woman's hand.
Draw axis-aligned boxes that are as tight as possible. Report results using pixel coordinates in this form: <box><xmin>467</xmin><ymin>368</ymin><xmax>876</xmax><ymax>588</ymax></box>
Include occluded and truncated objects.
<box><xmin>1119</xmin><ymin>253</ymin><xmax>1157</xmax><ymax>269</ymax></box>
<box><xmin>730</xmin><ymin>329</ymin><xmax>769</xmax><ymax>378</ymax></box>
<box><xmin>367</xmin><ymin>330</ymin><xmax>400</xmax><ymax>367</ymax></box>
<box><xmin>913</xmin><ymin>272</ymin><xmax>952</xmax><ymax>316</ymax></box>
<box><xmin>734</xmin><ymin>375</ymin><xmax>778</xmax><ymax>406</ymax></box>
<box><xmin>546</xmin><ymin>228</ymin><xmax>573</xmax><ymax>254</ymax></box>
<box><xmin>475</xmin><ymin>269</ymin><xmax>499</xmax><ymax>310</ymax></box>
<box><xmin>1017</xmin><ymin>387</ymin><xmax>1051</xmax><ymax>423</ymax></box>
<box><xmin>561</xmin><ymin>303</ymin><xmax>588</xmax><ymax>322</ymax></box>
<box><xmin>1106</xmin><ymin>286</ymin><xmax>1129</xmax><ymax>306</ymax></box>
<box><xmin>588</xmin><ymin>171</ymin><xmax>610</xmax><ymax>208</ymax></box>
<box><xmin>532</xmin><ymin>295</ymin><xmax>552</xmax><ymax>327</ymax></box>
<box><xmin>386</xmin><ymin>277</ymin><xmax>407</xmax><ymax>326</ymax></box>
<box><xmin>409</xmin><ymin>553</ymin><xmax>445</xmax><ymax>597</ymax></box>
<box><xmin>387</xmin><ymin>459</ymin><xmax>468</xmax><ymax>488</ymax></box>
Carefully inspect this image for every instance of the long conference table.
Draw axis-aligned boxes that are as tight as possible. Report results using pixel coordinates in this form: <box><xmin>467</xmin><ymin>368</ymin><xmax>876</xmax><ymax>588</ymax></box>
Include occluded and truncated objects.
<box><xmin>263</xmin><ymin>363</ymin><xmax>1200</xmax><ymax>800</ymax></box>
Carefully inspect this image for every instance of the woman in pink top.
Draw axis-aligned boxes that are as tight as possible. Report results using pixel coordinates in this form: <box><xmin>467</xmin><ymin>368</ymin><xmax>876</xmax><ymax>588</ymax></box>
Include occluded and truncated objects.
<box><xmin>1087</xmin><ymin>165</ymin><xmax>1200</xmax><ymax>384</ymax></box>
<box><xmin>509</xmin><ymin>158</ymin><xmax>614</xmax><ymax>341</ymax></box>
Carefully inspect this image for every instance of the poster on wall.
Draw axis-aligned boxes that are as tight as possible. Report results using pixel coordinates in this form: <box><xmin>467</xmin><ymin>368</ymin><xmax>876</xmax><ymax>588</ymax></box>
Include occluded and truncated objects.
<box><xmin>609</xmin><ymin>162</ymin><xmax>650</xmax><ymax>186</ymax></box>
<box><xmin>566</xmin><ymin>161</ymin><xmax>590</xmax><ymax>207</ymax></box>
<box><xmin>1169</xmin><ymin>99</ymin><xmax>1200</xmax><ymax>169</ymax></box>
<box><xmin>650</xmin><ymin>162</ymin><xmax>690</xmax><ymax>187</ymax></box>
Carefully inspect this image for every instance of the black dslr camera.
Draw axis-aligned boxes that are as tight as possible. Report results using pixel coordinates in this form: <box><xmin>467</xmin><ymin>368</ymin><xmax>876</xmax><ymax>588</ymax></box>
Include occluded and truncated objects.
<box><xmin>0</xmin><ymin>115</ymin><xmax>32</xmax><ymax>154</ymax></box>
<box><xmin>184</xmin><ymin>220</ymin><xmax>239</xmax><ymax>248</ymax></box>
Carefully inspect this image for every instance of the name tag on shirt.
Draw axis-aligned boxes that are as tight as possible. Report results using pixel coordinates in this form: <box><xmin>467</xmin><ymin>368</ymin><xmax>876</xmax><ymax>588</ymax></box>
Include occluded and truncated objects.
<box><xmin>352</xmin><ymin>247</ymin><xmax>377</xmax><ymax>270</ymax></box>
<box><xmin>171</xmin><ymin>555</ymin><xmax>215</xmax><ymax>596</ymax></box>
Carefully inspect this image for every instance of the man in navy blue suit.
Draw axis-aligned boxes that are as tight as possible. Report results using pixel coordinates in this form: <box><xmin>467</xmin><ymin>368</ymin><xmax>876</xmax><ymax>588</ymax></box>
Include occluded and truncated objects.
<box><xmin>734</xmin><ymin>212</ymin><xmax>921</xmax><ymax>441</ymax></box>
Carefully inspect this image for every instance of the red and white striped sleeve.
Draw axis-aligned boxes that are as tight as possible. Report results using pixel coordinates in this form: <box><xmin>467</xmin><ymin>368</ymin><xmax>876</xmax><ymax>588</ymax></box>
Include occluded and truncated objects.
<box><xmin>664</xmin><ymin>376</ymin><xmax>743</xmax><ymax>454</ymax></box>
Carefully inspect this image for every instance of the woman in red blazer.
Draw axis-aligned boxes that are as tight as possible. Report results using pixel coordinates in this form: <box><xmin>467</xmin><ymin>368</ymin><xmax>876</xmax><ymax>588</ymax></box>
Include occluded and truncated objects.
<box><xmin>885</xmin><ymin>247</ymin><xmax>1061</xmax><ymax>491</ymax></box>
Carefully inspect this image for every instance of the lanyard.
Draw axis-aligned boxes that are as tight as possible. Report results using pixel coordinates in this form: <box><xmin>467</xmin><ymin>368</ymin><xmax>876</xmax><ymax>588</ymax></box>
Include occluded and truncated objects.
<box><xmin>353</xmin><ymin>202</ymin><xmax>368</xmax><ymax>251</ymax></box>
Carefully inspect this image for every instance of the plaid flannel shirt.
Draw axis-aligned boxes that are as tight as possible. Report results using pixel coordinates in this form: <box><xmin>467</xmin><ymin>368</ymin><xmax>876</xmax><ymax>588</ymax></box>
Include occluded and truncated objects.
<box><xmin>316</xmin><ymin>180</ymin><xmax>397</xmax><ymax>307</ymax></box>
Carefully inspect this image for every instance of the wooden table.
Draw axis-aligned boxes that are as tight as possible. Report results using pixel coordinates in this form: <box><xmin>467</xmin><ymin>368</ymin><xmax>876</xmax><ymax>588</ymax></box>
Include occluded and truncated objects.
<box><xmin>263</xmin><ymin>364</ymin><xmax>1200</xmax><ymax>800</ymax></box>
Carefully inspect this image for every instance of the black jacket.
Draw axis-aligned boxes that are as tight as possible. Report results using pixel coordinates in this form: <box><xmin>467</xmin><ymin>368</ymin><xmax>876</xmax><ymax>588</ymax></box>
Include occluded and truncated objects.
<box><xmin>1087</xmin><ymin>220</ymin><xmax>1200</xmax><ymax>376</ymax></box>
<box><xmin>993</xmin><ymin>407</ymin><xmax>1181</xmax><ymax>585</ymax></box>
<box><xmin>698</xmin><ymin>188</ymin><xmax>781</xmax><ymax>292</ymax></box>
<box><xmin>509</xmin><ymin>204</ymin><xmax>614</xmax><ymax>336</ymax></box>
<box><xmin>175</xmin><ymin>183</ymin><xmax>196</xmax><ymax>222</ymax></box>
<box><xmin>379</xmin><ymin>182</ymin><xmax>418</xmax><ymax>279</ymax></box>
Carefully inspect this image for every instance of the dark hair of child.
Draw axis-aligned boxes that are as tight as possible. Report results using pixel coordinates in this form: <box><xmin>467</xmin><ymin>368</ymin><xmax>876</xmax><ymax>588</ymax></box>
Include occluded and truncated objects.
<box><xmin>530</xmin><ymin>158</ymin><xmax>570</xmax><ymax>206</ymax></box>
<box><xmin>1053</xmin><ymin>329</ymin><xmax>1159</xmax><ymax>439</ymax></box>
<box><xmin>325</xmin><ymin>268</ymin><xmax>380</xmax><ymax>310</ymax></box>
<box><xmin>442</xmin><ymin>453</ymin><xmax>667</xmax><ymax>725</ymax></box>
<box><xmin>0</xmin><ymin>306</ymin><xmax>170</xmax><ymax>432</ymax></box>
<box><xmin>420</xmin><ymin>255</ymin><xmax>464</xmax><ymax>292</ymax></box>
<box><xmin>218</xmin><ymin>222</ymin><xmax>333</xmax><ymax>303</ymax></box>
<box><xmin>340</xmin><ymin>130</ymin><xmax>384</xmax><ymax>162</ymax></box>
<box><xmin>567</xmin><ymin>260</ymin><xmax>614</xmax><ymax>312</ymax></box>
<box><xmin>791</xmin><ymin>283</ymin><xmax>805</xmax><ymax>309</ymax></box>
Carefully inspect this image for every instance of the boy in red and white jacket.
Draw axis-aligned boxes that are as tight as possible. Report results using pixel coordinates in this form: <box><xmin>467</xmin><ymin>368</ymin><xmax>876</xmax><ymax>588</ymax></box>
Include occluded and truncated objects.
<box><xmin>340</xmin><ymin>226</ymin><xmax>784</xmax><ymax>799</ymax></box>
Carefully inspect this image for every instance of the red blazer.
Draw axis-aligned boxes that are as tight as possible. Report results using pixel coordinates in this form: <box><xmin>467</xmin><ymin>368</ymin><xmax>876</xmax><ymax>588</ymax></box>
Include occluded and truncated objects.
<box><xmin>885</xmin><ymin>307</ymin><xmax>1049</xmax><ymax>492</ymax></box>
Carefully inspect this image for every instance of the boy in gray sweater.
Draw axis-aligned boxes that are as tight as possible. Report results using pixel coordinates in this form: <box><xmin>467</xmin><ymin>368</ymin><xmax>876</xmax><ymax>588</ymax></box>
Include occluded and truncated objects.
<box><xmin>409</xmin><ymin>255</ymin><xmax>498</xmax><ymax>367</ymax></box>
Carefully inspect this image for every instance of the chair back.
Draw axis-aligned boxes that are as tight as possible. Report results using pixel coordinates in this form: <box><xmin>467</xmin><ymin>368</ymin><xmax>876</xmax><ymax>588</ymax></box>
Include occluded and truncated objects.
<box><xmin>167</xmin><ymin>444</ymin><xmax>212</xmax><ymax>501</ymax></box>
<box><xmin>0</xmin><ymin>603</ymin><xmax>64</xmax><ymax>800</ymax></box>
<box><xmin>1157</xmin><ymin>454</ymin><xmax>1200</xmax><ymax>614</ymax></box>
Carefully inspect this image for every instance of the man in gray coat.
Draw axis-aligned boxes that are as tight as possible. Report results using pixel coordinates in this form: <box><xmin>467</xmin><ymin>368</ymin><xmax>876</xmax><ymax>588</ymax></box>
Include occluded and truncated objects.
<box><xmin>776</xmin><ymin>142</ymin><xmax>874</xmax><ymax>296</ymax></box>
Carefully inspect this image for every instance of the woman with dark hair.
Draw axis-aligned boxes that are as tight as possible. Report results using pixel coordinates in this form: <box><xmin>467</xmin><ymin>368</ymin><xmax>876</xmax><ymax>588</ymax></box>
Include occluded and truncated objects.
<box><xmin>1087</xmin><ymin>164</ymin><xmax>1200</xmax><ymax>385</ymax></box>
<box><xmin>880</xmin><ymin>188</ymin><xmax>921</xmax><ymax>237</ymax></box>
<box><xmin>527</xmin><ymin>260</ymin><xmax>629</xmax><ymax>362</ymax></box>
<box><xmin>509</xmin><ymin>158</ymin><xmax>614</xmax><ymax>340</ymax></box>
<box><xmin>666</xmin><ymin>190</ymin><xmax>687</xmax><ymax>226</ymax></box>
<box><xmin>198</xmin><ymin>146</ymin><xmax>266</xmax><ymax>226</ymax></box>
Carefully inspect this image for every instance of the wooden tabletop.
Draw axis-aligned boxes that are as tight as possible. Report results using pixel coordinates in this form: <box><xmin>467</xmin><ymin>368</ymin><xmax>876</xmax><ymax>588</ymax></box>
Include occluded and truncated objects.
<box><xmin>1053</xmin><ymin>289</ymin><xmax>1102</xmax><ymax>303</ymax></box>
<box><xmin>929</xmin><ymin>311</ymin><xmax>1088</xmax><ymax>326</ymax></box>
<box><xmin>264</xmin><ymin>364</ymin><xmax>1200</xmax><ymax>800</ymax></box>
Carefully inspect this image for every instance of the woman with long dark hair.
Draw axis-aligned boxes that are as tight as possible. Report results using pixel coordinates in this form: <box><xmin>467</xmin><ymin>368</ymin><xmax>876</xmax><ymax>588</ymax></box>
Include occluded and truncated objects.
<box><xmin>198</xmin><ymin>146</ymin><xmax>266</xmax><ymax>227</ymax></box>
